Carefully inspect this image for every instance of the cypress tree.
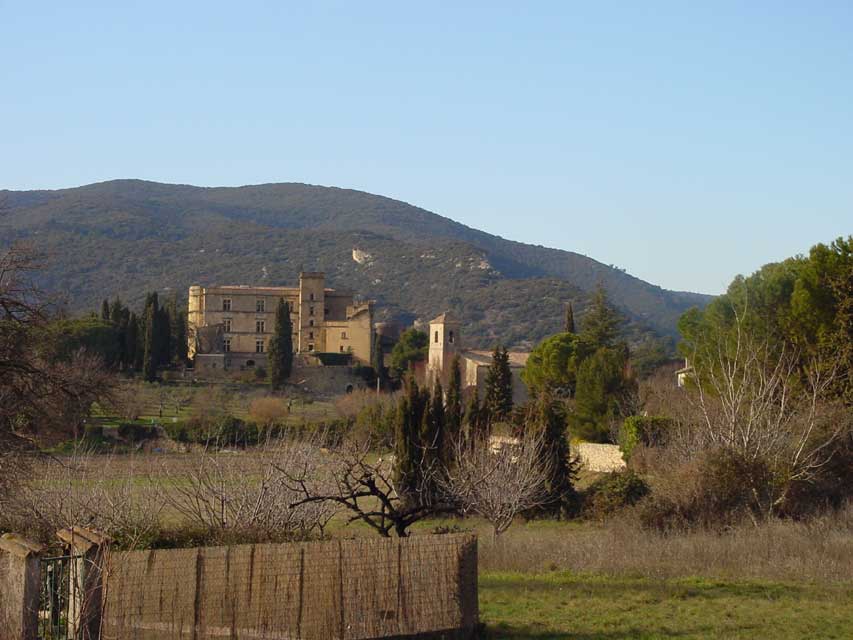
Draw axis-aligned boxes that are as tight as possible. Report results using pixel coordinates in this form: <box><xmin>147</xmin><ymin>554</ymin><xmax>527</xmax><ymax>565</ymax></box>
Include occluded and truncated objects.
<box><xmin>393</xmin><ymin>372</ymin><xmax>427</xmax><ymax>506</ymax></box>
<box><xmin>371</xmin><ymin>332</ymin><xmax>385</xmax><ymax>384</ymax></box>
<box><xmin>112</xmin><ymin>299</ymin><xmax>128</xmax><ymax>368</ymax></box>
<box><xmin>416</xmin><ymin>381</ymin><xmax>445</xmax><ymax>502</ymax></box>
<box><xmin>484</xmin><ymin>345</ymin><xmax>513</xmax><ymax>422</ymax></box>
<box><xmin>465</xmin><ymin>392</ymin><xmax>485</xmax><ymax>442</ymax></box>
<box><xmin>125</xmin><ymin>312</ymin><xmax>139</xmax><ymax>371</ymax></box>
<box><xmin>142</xmin><ymin>305</ymin><xmax>157</xmax><ymax>382</ymax></box>
<box><xmin>101</xmin><ymin>299</ymin><xmax>111</xmax><ymax>322</ymax></box>
<box><xmin>564</xmin><ymin>302</ymin><xmax>576</xmax><ymax>334</ymax></box>
<box><xmin>527</xmin><ymin>391</ymin><xmax>579</xmax><ymax>518</ymax></box>
<box><xmin>268</xmin><ymin>298</ymin><xmax>293</xmax><ymax>389</ymax></box>
<box><xmin>425</xmin><ymin>381</ymin><xmax>445</xmax><ymax>455</ymax></box>
<box><xmin>133</xmin><ymin>314</ymin><xmax>144</xmax><ymax>370</ymax></box>
<box><xmin>156</xmin><ymin>306</ymin><xmax>172</xmax><ymax>366</ymax></box>
<box><xmin>109</xmin><ymin>297</ymin><xmax>124</xmax><ymax>325</ymax></box>
<box><xmin>174</xmin><ymin>310</ymin><xmax>188</xmax><ymax>365</ymax></box>
<box><xmin>445</xmin><ymin>355</ymin><xmax>463</xmax><ymax>451</ymax></box>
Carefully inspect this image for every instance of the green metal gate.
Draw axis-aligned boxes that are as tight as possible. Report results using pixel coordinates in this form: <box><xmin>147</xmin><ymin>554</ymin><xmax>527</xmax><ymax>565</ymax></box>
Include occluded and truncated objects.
<box><xmin>39</xmin><ymin>553</ymin><xmax>79</xmax><ymax>640</ymax></box>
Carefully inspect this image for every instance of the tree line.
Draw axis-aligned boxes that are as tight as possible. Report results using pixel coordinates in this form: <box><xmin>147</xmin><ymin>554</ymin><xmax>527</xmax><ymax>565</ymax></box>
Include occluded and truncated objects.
<box><xmin>97</xmin><ymin>293</ymin><xmax>188</xmax><ymax>381</ymax></box>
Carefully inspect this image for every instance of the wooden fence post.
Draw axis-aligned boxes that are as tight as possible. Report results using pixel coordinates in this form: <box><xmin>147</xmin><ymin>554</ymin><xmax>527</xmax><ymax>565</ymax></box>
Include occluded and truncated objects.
<box><xmin>0</xmin><ymin>533</ymin><xmax>44</xmax><ymax>640</ymax></box>
<box><xmin>56</xmin><ymin>527</ymin><xmax>110</xmax><ymax>640</ymax></box>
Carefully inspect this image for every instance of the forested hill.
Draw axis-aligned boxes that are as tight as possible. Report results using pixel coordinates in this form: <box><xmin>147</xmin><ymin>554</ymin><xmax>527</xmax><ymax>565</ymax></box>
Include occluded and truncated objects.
<box><xmin>0</xmin><ymin>179</ymin><xmax>710</xmax><ymax>350</ymax></box>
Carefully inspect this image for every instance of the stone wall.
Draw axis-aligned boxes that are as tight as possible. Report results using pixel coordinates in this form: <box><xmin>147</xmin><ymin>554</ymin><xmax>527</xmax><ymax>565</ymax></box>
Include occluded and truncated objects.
<box><xmin>102</xmin><ymin>534</ymin><xmax>478</xmax><ymax>640</ymax></box>
<box><xmin>0</xmin><ymin>534</ymin><xmax>42</xmax><ymax>640</ymax></box>
<box><xmin>575</xmin><ymin>443</ymin><xmax>627</xmax><ymax>473</ymax></box>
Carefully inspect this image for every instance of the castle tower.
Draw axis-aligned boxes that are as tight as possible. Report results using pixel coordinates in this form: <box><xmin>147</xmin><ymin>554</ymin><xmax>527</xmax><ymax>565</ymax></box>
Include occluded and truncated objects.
<box><xmin>187</xmin><ymin>285</ymin><xmax>203</xmax><ymax>359</ymax></box>
<box><xmin>298</xmin><ymin>272</ymin><xmax>325</xmax><ymax>353</ymax></box>
<box><xmin>427</xmin><ymin>312</ymin><xmax>461</xmax><ymax>385</ymax></box>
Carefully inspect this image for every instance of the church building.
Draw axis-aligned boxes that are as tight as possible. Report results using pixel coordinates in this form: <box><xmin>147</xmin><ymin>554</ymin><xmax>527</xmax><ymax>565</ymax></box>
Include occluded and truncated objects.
<box><xmin>426</xmin><ymin>312</ymin><xmax>530</xmax><ymax>405</ymax></box>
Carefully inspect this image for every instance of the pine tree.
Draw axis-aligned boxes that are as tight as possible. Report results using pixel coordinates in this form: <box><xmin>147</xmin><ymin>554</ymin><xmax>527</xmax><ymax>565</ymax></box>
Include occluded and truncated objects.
<box><xmin>445</xmin><ymin>355</ymin><xmax>463</xmax><ymax>451</ymax></box>
<box><xmin>100</xmin><ymin>299</ymin><xmax>111</xmax><ymax>321</ymax></box>
<box><xmin>570</xmin><ymin>344</ymin><xmax>637</xmax><ymax>442</ymax></box>
<box><xmin>484</xmin><ymin>345</ymin><xmax>513</xmax><ymax>421</ymax></box>
<box><xmin>581</xmin><ymin>284</ymin><xmax>621</xmax><ymax>349</ymax></box>
<box><xmin>564</xmin><ymin>301</ymin><xmax>576</xmax><ymax>334</ymax></box>
<box><xmin>142</xmin><ymin>305</ymin><xmax>157</xmax><ymax>382</ymax></box>
<box><xmin>268</xmin><ymin>298</ymin><xmax>293</xmax><ymax>389</ymax></box>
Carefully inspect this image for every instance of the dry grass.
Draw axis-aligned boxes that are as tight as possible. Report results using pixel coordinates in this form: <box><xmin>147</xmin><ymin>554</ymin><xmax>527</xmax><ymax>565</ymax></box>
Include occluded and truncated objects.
<box><xmin>6</xmin><ymin>450</ymin><xmax>852</xmax><ymax>587</ymax></box>
<box><xmin>478</xmin><ymin>505</ymin><xmax>853</xmax><ymax>584</ymax></box>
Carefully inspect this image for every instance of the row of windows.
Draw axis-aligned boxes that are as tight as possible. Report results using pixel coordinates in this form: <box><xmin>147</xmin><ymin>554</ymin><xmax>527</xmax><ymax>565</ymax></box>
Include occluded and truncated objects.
<box><xmin>221</xmin><ymin>322</ymin><xmax>341</xmax><ymax>340</ymax></box>
<box><xmin>221</xmin><ymin>297</ymin><xmax>325</xmax><ymax>312</ymax></box>
<box><xmin>222</xmin><ymin>319</ymin><xmax>266</xmax><ymax>333</ymax></box>
<box><xmin>222</xmin><ymin>319</ymin><xmax>332</xmax><ymax>333</ymax></box>
<box><xmin>222</xmin><ymin>299</ymin><xmax>266</xmax><ymax>312</ymax></box>
<box><xmin>222</xmin><ymin>333</ymin><xmax>343</xmax><ymax>354</ymax></box>
<box><xmin>223</xmin><ymin>338</ymin><xmax>266</xmax><ymax>354</ymax></box>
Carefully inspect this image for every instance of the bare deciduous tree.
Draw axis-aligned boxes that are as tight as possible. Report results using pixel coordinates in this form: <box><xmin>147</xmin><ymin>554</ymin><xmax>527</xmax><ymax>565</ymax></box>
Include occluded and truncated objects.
<box><xmin>158</xmin><ymin>440</ymin><xmax>339</xmax><ymax>540</ymax></box>
<box><xmin>3</xmin><ymin>449</ymin><xmax>163</xmax><ymax>549</ymax></box>
<box><xmin>282</xmin><ymin>438</ymin><xmax>455</xmax><ymax>538</ymax></box>
<box><xmin>440</xmin><ymin>431</ymin><xmax>553</xmax><ymax>539</ymax></box>
<box><xmin>1</xmin><ymin>242</ymin><xmax>114</xmax><ymax>442</ymax></box>
<box><xmin>686</xmin><ymin>301</ymin><xmax>848</xmax><ymax>513</ymax></box>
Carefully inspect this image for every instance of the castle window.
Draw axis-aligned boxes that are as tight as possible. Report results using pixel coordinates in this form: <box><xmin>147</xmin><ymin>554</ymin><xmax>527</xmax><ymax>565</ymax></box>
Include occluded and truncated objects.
<box><xmin>309</xmin><ymin>319</ymin><xmax>314</xmax><ymax>327</ymax></box>
<box><xmin>341</xmin><ymin>331</ymin><xmax>347</xmax><ymax>339</ymax></box>
<box><xmin>223</xmin><ymin>338</ymin><xmax>231</xmax><ymax>353</ymax></box>
<box><xmin>223</xmin><ymin>318</ymin><xmax>231</xmax><ymax>332</ymax></box>
<box><xmin>309</xmin><ymin>331</ymin><xmax>314</xmax><ymax>340</ymax></box>
<box><xmin>340</xmin><ymin>346</ymin><xmax>344</xmax><ymax>352</ymax></box>
<box><xmin>256</xmin><ymin>299</ymin><xmax>265</xmax><ymax>313</ymax></box>
<box><xmin>255</xmin><ymin>339</ymin><xmax>265</xmax><ymax>353</ymax></box>
<box><xmin>434</xmin><ymin>331</ymin><xmax>439</xmax><ymax>343</ymax></box>
<box><xmin>309</xmin><ymin>306</ymin><xmax>315</xmax><ymax>316</ymax></box>
<box><xmin>309</xmin><ymin>293</ymin><xmax>315</xmax><ymax>301</ymax></box>
<box><xmin>449</xmin><ymin>331</ymin><xmax>454</xmax><ymax>344</ymax></box>
<box><xmin>222</xmin><ymin>298</ymin><xmax>231</xmax><ymax>311</ymax></box>
<box><xmin>308</xmin><ymin>343</ymin><xmax>314</xmax><ymax>352</ymax></box>
<box><xmin>256</xmin><ymin>320</ymin><xmax>265</xmax><ymax>333</ymax></box>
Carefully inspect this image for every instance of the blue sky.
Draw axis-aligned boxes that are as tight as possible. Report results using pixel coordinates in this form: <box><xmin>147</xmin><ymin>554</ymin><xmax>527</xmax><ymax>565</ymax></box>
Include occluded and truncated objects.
<box><xmin>2</xmin><ymin>2</ymin><xmax>851</xmax><ymax>294</ymax></box>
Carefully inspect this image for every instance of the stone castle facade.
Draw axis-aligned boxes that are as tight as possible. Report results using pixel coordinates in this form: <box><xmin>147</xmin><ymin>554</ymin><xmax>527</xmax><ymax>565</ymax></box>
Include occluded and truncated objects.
<box><xmin>188</xmin><ymin>272</ymin><xmax>373</xmax><ymax>371</ymax></box>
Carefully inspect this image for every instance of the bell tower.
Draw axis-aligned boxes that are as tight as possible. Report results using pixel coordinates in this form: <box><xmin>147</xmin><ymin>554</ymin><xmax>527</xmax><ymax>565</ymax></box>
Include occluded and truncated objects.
<box><xmin>427</xmin><ymin>312</ymin><xmax>461</xmax><ymax>384</ymax></box>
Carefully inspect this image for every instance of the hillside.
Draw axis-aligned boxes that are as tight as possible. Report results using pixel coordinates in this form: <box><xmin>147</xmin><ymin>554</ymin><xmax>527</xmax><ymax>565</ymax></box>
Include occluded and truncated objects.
<box><xmin>0</xmin><ymin>180</ymin><xmax>711</xmax><ymax>350</ymax></box>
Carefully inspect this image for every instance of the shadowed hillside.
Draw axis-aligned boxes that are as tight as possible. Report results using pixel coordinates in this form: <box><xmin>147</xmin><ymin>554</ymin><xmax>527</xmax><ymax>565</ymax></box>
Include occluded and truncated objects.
<box><xmin>0</xmin><ymin>180</ymin><xmax>710</xmax><ymax>349</ymax></box>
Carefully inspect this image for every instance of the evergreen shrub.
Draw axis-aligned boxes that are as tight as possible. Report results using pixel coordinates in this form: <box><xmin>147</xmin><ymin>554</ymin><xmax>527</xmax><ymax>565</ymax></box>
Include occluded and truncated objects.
<box><xmin>619</xmin><ymin>416</ymin><xmax>673</xmax><ymax>459</ymax></box>
<box><xmin>582</xmin><ymin>470</ymin><xmax>649</xmax><ymax>520</ymax></box>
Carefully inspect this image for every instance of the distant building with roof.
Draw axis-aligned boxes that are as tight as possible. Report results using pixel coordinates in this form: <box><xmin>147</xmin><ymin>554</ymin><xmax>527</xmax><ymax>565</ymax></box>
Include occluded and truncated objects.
<box><xmin>426</xmin><ymin>311</ymin><xmax>530</xmax><ymax>405</ymax></box>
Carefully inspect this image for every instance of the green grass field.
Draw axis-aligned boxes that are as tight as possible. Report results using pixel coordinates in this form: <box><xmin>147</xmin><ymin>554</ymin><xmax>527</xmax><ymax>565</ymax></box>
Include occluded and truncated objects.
<box><xmin>479</xmin><ymin>572</ymin><xmax>853</xmax><ymax>639</ymax></box>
